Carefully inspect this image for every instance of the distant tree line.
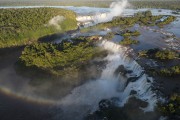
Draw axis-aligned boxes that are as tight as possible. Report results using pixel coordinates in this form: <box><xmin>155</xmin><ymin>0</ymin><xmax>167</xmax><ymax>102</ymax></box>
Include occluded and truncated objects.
<box><xmin>1</xmin><ymin>1</ymin><xmax>180</xmax><ymax>10</ymax></box>
<box><xmin>131</xmin><ymin>1</ymin><xmax>180</xmax><ymax>10</ymax></box>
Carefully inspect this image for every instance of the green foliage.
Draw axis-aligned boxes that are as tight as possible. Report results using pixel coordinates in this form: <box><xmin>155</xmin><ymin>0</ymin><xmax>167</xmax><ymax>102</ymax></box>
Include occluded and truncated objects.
<box><xmin>0</xmin><ymin>8</ymin><xmax>77</xmax><ymax>48</ymax></box>
<box><xmin>81</xmin><ymin>16</ymin><xmax>139</xmax><ymax>32</ymax></box>
<box><xmin>159</xmin><ymin>94</ymin><xmax>180</xmax><ymax>117</ymax></box>
<box><xmin>121</xmin><ymin>30</ymin><xmax>141</xmax><ymax>37</ymax></box>
<box><xmin>157</xmin><ymin>16</ymin><xmax>176</xmax><ymax>27</ymax></box>
<box><xmin>155</xmin><ymin>50</ymin><xmax>179</xmax><ymax>60</ymax></box>
<box><xmin>134</xmin><ymin>10</ymin><xmax>152</xmax><ymax>18</ymax></box>
<box><xmin>119</xmin><ymin>37</ymin><xmax>139</xmax><ymax>45</ymax></box>
<box><xmin>135</xmin><ymin>11</ymin><xmax>165</xmax><ymax>26</ymax></box>
<box><xmin>19</xmin><ymin>39</ymin><xmax>99</xmax><ymax>76</ymax></box>
<box><xmin>158</xmin><ymin>65</ymin><xmax>180</xmax><ymax>76</ymax></box>
<box><xmin>139</xmin><ymin>48</ymin><xmax>179</xmax><ymax>60</ymax></box>
<box><xmin>81</xmin><ymin>11</ymin><xmax>174</xmax><ymax>33</ymax></box>
<box><xmin>139</xmin><ymin>48</ymin><xmax>180</xmax><ymax>76</ymax></box>
<box><xmin>131</xmin><ymin>1</ymin><xmax>180</xmax><ymax>10</ymax></box>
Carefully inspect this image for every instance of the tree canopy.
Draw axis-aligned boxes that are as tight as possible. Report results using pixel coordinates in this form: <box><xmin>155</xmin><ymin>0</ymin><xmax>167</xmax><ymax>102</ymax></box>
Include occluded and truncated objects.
<box><xmin>19</xmin><ymin>38</ymin><xmax>99</xmax><ymax>76</ymax></box>
<box><xmin>0</xmin><ymin>8</ymin><xmax>77</xmax><ymax>48</ymax></box>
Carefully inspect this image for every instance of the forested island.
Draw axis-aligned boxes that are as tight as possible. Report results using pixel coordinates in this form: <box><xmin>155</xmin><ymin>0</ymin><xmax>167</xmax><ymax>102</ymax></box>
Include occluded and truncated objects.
<box><xmin>17</xmin><ymin>38</ymin><xmax>102</xmax><ymax>77</ymax></box>
<box><xmin>0</xmin><ymin>8</ymin><xmax>77</xmax><ymax>48</ymax></box>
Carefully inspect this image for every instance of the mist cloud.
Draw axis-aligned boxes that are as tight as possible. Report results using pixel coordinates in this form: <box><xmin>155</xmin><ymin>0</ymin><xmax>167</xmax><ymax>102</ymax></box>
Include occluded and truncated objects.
<box><xmin>48</xmin><ymin>15</ymin><xmax>65</xmax><ymax>30</ymax></box>
<box><xmin>95</xmin><ymin>0</ymin><xmax>129</xmax><ymax>23</ymax></box>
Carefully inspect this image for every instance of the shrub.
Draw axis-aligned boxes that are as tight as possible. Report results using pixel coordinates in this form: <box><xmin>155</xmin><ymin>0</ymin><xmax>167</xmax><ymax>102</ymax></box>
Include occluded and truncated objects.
<box><xmin>158</xmin><ymin>66</ymin><xmax>180</xmax><ymax>76</ymax></box>
<box><xmin>159</xmin><ymin>94</ymin><xmax>180</xmax><ymax>118</ymax></box>
<box><xmin>155</xmin><ymin>50</ymin><xmax>178</xmax><ymax>60</ymax></box>
<box><xmin>119</xmin><ymin>37</ymin><xmax>139</xmax><ymax>45</ymax></box>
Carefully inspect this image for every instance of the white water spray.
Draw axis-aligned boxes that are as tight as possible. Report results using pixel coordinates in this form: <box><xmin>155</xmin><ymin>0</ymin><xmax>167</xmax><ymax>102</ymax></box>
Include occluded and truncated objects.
<box><xmin>92</xmin><ymin>0</ymin><xmax>129</xmax><ymax>23</ymax></box>
<box><xmin>48</xmin><ymin>15</ymin><xmax>65</xmax><ymax>30</ymax></box>
<box><xmin>100</xmin><ymin>40</ymin><xmax>157</xmax><ymax>112</ymax></box>
<box><xmin>76</xmin><ymin>0</ymin><xmax>129</xmax><ymax>25</ymax></box>
<box><xmin>104</xmin><ymin>0</ymin><xmax>128</xmax><ymax>21</ymax></box>
<box><xmin>55</xmin><ymin>40</ymin><xmax>157</xmax><ymax>120</ymax></box>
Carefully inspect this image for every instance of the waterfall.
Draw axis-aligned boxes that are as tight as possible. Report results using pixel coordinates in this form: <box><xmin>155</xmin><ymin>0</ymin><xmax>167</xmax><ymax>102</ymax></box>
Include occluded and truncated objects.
<box><xmin>76</xmin><ymin>0</ymin><xmax>128</xmax><ymax>28</ymax></box>
<box><xmin>76</xmin><ymin>13</ymin><xmax>108</xmax><ymax>22</ymax></box>
<box><xmin>56</xmin><ymin>40</ymin><xmax>157</xmax><ymax>120</ymax></box>
<box><xmin>99</xmin><ymin>40</ymin><xmax>157</xmax><ymax>112</ymax></box>
<box><xmin>76</xmin><ymin>13</ymin><xmax>108</xmax><ymax>28</ymax></box>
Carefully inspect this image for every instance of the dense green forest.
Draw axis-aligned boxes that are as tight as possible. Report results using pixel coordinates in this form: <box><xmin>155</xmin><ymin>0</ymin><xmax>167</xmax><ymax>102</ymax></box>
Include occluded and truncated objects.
<box><xmin>0</xmin><ymin>8</ymin><xmax>77</xmax><ymax>48</ymax></box>
<box><xmin>158</xmin><ymin>66</ymin><xmax>180</xmax><ymax>76</ymax></box>
<box><xmin>18</xmin><ymin>38</ymin><xmax>101</xmax><ymax>76</ymax></box>
<box><xmin>1</xmin><ymin>0</ymin><xmax>180</xmax><ymax>10</ymax></box>
<box><xmin>131</xmin><ymin>1</ymin><xmax>180</xmax><ymax>10</ymax></box>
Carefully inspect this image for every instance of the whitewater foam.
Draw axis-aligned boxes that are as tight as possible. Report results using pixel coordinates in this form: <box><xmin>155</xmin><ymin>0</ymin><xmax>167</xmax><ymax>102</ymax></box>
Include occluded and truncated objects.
<box><xmin>56</xmin><ymin>40</ymin><xmax>157</xmax><ymax>120</ymax></box>
<box><xmin>76</xmin><ymin>0</ymin><xmax>129</xmax><ymax>28</ymax></box>
<box><xmin>100</xmin><ymin>40</ymin><xmax>157</xmax><ymax>112</ymax></box>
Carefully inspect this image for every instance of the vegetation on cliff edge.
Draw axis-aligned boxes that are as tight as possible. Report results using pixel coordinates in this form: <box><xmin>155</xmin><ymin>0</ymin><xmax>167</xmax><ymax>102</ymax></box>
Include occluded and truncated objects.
<box><xmin>18</xmin><ymin>38</ymin><xmax>100</xmax><ymax>76</ymax></box>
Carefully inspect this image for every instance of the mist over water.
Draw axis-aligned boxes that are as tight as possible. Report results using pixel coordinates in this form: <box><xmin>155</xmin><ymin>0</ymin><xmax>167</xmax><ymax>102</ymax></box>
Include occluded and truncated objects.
<box><xmin>106</xmin><ymin>0</ymin><xmax>128</xmax><ymax>20</ymax></box>
<box><xmin>91</xmin><ymin>0</ymin><xmax>129</xmax><ymax>23</ymax></box>
<box><xmin>52</xmin><ymin>40</ymin><xmax>157</xmax><ymax>120</ymax></box>
<box><xmin>48</xmin><ymin>16</ymin><xmax>65</xmax><ymax>30</ymax></box>
<box><xmin>76</xmin><ymin>0</ymin><xmax>129</xmax><ymax>24</ymax></box>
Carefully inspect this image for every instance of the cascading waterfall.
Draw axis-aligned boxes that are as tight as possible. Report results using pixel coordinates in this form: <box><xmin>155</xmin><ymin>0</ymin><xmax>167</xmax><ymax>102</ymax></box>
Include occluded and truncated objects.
<box><xmin>77</xmin><ymin>0</ymin><xmax>129</xmax><ymax>28</ymax></box>
<box><xmin>56</xmin><ymin>40</ymin><xmax>157</xmax><ymax>120</ymax></box>
<box><xmin>100</xmin><ymin>40</ymin><xmax>157</xmax><ymax>112</ymax></box>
